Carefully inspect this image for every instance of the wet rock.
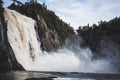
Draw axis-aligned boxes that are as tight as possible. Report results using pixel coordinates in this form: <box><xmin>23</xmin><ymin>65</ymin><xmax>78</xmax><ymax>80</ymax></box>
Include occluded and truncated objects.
<box><xmin>0</xmin><ymin>42</ymin><xmax>11</xmax><ymax>72</ymax></box>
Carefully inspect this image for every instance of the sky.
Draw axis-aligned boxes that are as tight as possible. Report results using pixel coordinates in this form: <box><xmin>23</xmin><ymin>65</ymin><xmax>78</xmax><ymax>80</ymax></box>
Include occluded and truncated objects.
<box><xmin>3</xmin><ymin>0</ymin><xmax>120</xmax><ymax>29</ymax></box>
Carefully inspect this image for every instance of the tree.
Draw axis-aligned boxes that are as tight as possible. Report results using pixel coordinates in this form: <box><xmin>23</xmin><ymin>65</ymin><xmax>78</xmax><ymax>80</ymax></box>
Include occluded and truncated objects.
<box><xmin>0</xmin><ymin>0</ymin><xmax>3</xmax><ymax>7</ymax></box>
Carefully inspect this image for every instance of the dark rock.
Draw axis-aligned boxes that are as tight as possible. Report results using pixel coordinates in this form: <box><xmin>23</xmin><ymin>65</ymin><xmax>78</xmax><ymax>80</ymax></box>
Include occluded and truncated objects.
<box><xmin>0</xmin><ymin>42</ymin><xmax>11</xmax><ymax>72</ymax></box>
<box><xmin>36</xmin><ymin>14</ymin><xmax>61</xmax><ymax>51</ymax></box>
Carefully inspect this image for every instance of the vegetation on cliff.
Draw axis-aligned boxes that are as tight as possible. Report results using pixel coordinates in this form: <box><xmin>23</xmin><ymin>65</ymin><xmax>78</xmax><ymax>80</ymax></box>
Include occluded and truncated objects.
<box><xmin>77</xmin><ymin>17</ymin><xmax>120</xmax><ymax>52</ymax></box>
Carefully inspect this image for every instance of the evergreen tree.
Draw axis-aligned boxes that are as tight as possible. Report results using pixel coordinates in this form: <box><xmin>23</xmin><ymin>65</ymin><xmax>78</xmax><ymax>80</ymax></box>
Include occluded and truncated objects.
<box><xmin>0</xmin><ymin>0</ymin><xmax>3</xmax><ymax>7</ymax></box>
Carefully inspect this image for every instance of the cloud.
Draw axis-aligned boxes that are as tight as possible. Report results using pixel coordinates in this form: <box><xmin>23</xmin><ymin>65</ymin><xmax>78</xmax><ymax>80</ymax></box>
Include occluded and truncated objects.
<box><xmin>44</xmin><ymin>0</ymin><xmax>120</xmax><ymax>29</ymax></box>
<box><xmin>4</xmin><ymin>0</ymin><xmax>120</xmax><ymax>29</ymax></box>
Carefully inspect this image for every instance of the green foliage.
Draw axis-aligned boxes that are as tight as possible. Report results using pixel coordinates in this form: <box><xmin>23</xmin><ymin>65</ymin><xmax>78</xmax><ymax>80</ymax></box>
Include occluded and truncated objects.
<box><xmin>77</xmin><ymin>17</ymin><xmax>120</xmax><ymax>52</ymax></box>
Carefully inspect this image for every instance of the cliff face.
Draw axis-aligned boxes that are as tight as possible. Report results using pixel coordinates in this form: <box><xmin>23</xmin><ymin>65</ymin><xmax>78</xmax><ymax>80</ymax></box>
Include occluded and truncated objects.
<box><xmin>36</xmin><ymin>14</ymin><xmax>61</xmax><ymax>51</ymax></box>
<box><xmin>0</xmin><ymin>41</ymin><xmax>11</xmax><ymax>72</ymax></box>
<box><xmin>8</xmin><ymin>3</ymin><xmax>75</xmax><ymax>52</ymax></box>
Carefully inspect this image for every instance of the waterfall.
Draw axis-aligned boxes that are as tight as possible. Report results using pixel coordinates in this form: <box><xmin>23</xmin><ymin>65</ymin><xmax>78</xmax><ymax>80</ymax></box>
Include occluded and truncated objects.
<box><xmin>4</xmin><ymin>8</ymin><xmax>42</xmax><ymax>69</ymax></box>
<box><xmin>4</xmin><ymin>8</ymin><xmax>118</xmax><ymax>73</ymax></box>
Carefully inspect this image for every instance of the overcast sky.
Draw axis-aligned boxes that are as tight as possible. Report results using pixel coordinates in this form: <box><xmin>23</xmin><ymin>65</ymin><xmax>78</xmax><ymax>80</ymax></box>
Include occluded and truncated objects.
<box><xmin>4</xmin><ymin>0</ymin><xmax>120</xmax><ymax>29</ymax></box>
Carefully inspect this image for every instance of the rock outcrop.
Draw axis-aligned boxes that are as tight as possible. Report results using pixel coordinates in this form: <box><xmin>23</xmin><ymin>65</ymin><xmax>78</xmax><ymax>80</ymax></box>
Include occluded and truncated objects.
<box><xmin>36</xmin><ymin>14</ymin><xmax>61</xmax><ymax>51</ymax></box>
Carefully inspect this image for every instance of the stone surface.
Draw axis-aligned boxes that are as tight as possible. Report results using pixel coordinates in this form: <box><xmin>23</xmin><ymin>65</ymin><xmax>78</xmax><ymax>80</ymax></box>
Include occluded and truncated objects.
<box><xmin>36</xmin><ymin>14</ymin><xmax>61</xmax><ymax>51</ymax></box>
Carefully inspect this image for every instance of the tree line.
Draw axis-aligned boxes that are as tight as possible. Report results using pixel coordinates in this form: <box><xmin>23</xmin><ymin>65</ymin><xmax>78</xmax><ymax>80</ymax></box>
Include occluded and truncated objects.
<box><xmin>77</xmin><ymin>17</ymin><xmax>120</xmax><ymax>52</ymax></box>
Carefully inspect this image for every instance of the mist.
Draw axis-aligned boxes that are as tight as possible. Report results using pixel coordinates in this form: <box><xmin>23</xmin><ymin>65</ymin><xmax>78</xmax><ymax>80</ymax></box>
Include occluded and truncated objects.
<box><xmin>26</xmin><ymin>36</ymin><xmax>118</xmax><ymax>73</ymax></box>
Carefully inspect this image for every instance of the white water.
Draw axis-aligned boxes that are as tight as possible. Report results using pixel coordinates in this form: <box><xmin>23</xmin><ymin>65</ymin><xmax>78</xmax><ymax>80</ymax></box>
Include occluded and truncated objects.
<box><xmin>4</xmin><ymin>8</ymin><xmax>42</xmax><ymax>69</ymax></box>
<box><xmin>4</xmin><ymin>8</ymin><xmax>117</xmax><ymax>73</ymax></box>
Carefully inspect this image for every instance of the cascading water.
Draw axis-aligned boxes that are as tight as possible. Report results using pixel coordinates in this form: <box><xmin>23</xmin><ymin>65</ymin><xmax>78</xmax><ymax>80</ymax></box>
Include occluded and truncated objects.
<box><xmin>4</xmin><ymin>8</ymin><xmax>118</xmax><ymax>73</ymax></box>
<box><xmin>4</xmin><ymin>8</ymin><xmax>42</xmax><ymax>69</ymax></box>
